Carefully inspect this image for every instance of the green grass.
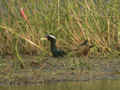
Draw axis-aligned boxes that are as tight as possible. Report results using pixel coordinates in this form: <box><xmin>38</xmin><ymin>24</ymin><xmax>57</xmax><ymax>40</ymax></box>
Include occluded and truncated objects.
<box><xmin>0</xmin><ymin>0</ymin><xmax>120</xmax><ymax>57</ymax></box>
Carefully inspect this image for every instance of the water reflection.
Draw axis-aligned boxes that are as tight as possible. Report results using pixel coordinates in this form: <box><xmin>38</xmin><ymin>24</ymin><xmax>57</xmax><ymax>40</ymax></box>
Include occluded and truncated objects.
<box><xmin>1</xmin><ymin>80</ymin><xmax>120</xmax><ymax>90</ymax></box>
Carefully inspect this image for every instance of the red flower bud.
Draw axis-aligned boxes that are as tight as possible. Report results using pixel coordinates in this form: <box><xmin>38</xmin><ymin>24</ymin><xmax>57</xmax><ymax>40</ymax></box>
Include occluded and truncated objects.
<box><xmin>20</xmin><ymin>8</ymin><xmax>27</xmax><ymax>21</ymax></box>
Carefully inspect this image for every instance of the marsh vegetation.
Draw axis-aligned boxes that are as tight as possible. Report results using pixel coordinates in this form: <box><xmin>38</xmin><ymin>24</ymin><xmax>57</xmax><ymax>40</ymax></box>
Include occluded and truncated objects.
<box><xmin>0</xmin><ymin>0</ymin><xmax>120</xmax><ymax>56</ymax></box>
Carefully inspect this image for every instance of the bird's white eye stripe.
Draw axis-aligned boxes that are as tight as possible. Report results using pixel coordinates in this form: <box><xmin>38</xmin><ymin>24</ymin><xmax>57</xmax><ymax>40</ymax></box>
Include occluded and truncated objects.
<box><xmin>49</xmin><ymin>35</ymin><xmax>56</xmax><ymax>39</ymax></box>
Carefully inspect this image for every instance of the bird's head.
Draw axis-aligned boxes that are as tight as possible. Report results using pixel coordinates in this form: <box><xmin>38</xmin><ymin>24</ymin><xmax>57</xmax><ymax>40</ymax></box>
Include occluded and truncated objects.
<box><xmin>46</xmin><ymin>34</ymin><xmax>56</xmax><ymax>42</ymax></box>
<box><xmin>41</xmin><ymin>34</ymin><xmax>56</xmax><ymax>43</ymax></box>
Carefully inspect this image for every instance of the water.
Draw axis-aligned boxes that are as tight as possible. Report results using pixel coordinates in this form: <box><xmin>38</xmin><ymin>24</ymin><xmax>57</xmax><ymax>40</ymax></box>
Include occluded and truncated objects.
<box><xmin>0</xmin><ymin>80</ymin><xmax>120</xmax><ymax>90</ymax></box>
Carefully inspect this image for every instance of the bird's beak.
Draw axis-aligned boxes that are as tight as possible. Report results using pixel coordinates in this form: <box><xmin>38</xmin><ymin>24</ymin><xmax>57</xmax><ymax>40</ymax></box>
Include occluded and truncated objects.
<box><xmin>40</xmin><ymin>37</ymin><xmax>47</xmax><ymax>40</ymax></box>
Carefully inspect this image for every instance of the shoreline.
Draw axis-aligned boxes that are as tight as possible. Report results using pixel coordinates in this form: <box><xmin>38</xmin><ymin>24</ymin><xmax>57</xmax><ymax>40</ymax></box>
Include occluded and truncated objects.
<box><xmin>0</xmin><ymin>55</ymin><xmax>120</xmax><ymax>86</ymax></box>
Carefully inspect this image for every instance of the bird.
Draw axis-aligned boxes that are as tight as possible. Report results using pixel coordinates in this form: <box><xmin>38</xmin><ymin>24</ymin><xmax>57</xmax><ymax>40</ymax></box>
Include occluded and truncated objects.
<box><xmin>45</xmin><ymin>34</ymin><xmax>66</xmax><ymax>57</ymax></box>
<box><xmin>74</xmin><ymin>40</ymin><xmax>94</xmax><ymax>56</ymax></box>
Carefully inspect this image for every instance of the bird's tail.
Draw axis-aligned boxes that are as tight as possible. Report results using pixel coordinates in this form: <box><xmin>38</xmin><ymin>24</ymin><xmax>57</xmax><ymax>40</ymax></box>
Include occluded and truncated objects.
<box><xmin>80</xmin><ymin>40</ymin><xmax>88</xmax><ymax>46</ymax></box>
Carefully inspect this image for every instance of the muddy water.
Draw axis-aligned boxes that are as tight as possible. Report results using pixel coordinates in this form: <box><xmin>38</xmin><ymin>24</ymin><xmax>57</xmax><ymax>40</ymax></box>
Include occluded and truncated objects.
<box><xmin>1</xmin><ymin>79</ymin><xmax>120</xmax><ymax>90</ymax></box>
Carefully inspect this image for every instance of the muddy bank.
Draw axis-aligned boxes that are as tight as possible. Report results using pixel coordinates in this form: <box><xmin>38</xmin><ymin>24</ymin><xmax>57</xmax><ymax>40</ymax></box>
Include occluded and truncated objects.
<box><xmin>0</xmin><ymin>55</ymin><xmax>120</xmax><ymax>85</ymax></box>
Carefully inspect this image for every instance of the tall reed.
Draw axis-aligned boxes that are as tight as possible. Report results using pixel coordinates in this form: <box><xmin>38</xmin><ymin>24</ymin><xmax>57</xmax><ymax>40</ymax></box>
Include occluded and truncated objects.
<box><xmin>0</xmin><ymin>0</ymin><xmax>119</xmax><ymax>56</ymax></box>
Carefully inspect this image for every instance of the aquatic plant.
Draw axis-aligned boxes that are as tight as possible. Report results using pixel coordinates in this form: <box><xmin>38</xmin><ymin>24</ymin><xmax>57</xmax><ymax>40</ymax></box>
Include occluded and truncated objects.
<box><xmin>0</xmin><ymin>0</ymin><xmax>119</xmax><ymax>57</ymax></box>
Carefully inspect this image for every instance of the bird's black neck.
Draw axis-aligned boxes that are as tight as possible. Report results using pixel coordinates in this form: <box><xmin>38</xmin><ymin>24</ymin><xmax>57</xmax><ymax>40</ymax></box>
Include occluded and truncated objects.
<box><xmin>49</xmin><ymin>39</ymin><xmax>66</xmax><ymax>57</ymax></box>
<box><xmin>50</xmin><ymin>41</ymin><xmax>57</xmax><ymax>51</ymax></box>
